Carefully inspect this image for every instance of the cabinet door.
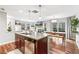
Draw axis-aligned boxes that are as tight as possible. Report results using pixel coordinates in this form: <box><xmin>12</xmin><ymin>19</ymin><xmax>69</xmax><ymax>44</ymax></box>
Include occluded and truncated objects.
<box><xmin>15</xmin><ymin>34</ymin><xmax>21</xmax><ymax>49</ymax></box>
<box><xmin>35</xmin><ymin>37</ymin><xmax>48</xmax><ymax>54</ymax></box>
<box><xmin>20</xmin><ymin>37</ymin><xmax>25</xmax><ymax>54</ymax></box>
<box><xmin>15</xmin><ymin>34</ymin><xmax>25</xmax><ymax>53</ymax></box>
<box><xmin>25</xmin><ymin>38</ymin><xmax>35</xmax><ymax>54</ymax></box>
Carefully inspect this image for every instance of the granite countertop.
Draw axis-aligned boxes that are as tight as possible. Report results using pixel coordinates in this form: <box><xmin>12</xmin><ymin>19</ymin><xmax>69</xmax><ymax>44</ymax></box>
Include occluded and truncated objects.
<box><xmin>15</xmin><ymin>32</ymin><xmax>48</xmax><ymax>40</ymax></box>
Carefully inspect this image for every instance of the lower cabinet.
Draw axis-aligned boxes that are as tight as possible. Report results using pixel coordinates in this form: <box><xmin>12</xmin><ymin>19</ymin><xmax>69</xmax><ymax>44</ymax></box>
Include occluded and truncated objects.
<box><xmin>20</xmin><ymin>38</ymin><xmax>25</xmax><ymax>53</ymax></box>
<box><xmin>25</xmin><ymin>39</ymin><xmax>34</xmax><ymax>54</ymax></box>
<box><xmin>34</xmin><ymin>37</ymin><xmax>48</xmax><ymax>54</ymax></box>
<box><xmin>15</xmin><ymin>34</ymin><xmax>48</xmax><ymax>54</ymax></box>
<box><xmin>15</xmin><ymin>34</ymin><xmax>25</xmax><ymax>53</ymax></box>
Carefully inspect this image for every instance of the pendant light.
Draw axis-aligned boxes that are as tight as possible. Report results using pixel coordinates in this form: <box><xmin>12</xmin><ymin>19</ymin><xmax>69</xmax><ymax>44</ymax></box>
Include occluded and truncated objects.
<box><xmin>28</xmin><ymin>10</ymin><xmax>31</xmax><ymax>19</ymax></box>
<box><xmin>38</xmin><ymin>5</ymin><xmax>42</xmax><ymax>19</ymax></box>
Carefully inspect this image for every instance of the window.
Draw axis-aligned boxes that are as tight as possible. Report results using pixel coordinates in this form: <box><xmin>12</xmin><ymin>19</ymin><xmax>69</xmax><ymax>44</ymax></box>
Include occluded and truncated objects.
<box><xmin>52</xmin><ymin>23</ymin><xmax>57</xmax><ymax>32</ymax></box>
<box><xmin>59</xmin><ymin>22</ymin><xmax>65</xmax><ymax>32</ymax></box>
<box><xmin>51</xmin><ymin>22</ymin><xmax>65</xmax><ymax>32</ymax></box>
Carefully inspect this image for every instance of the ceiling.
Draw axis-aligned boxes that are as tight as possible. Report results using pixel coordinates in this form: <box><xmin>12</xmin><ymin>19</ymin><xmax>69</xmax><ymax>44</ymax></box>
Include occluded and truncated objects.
<box><xmin>0</xmin><ymin>5</ymin><xmax>79</xmax><ymax>21</ymax></box>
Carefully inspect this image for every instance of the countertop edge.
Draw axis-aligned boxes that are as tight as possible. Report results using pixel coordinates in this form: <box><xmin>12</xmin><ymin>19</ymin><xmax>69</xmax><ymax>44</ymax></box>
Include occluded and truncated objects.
<box><xmin>15</xmin><ymin>32</ymin><xmax>48</xmax><ymax>40</ymax></box>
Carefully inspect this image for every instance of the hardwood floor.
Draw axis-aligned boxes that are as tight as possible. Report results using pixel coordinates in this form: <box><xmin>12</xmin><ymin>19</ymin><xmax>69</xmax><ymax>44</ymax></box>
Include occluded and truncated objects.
<box><xmin>49</xmin><ymin>41</ymin><xmax>65</xmax><ymax>54</ymax></box>
<box><xmin>0</xmin><ymin>42</ymin><xmax>16</xmax><ymax>54</ymax></box>
<box><xmin>65</xmin><ymin>40</ymin><xmax>76</xmax><ymax>54</ymax></box>
<box><xmin>49</xmin><ymin>39</ymin><xmax>79</xmax><ymax>54</ymax></box>
<box><xmin>0</xmin><ymin>39</ymin><xmax>79</xmax><ymax>54</ymax></box>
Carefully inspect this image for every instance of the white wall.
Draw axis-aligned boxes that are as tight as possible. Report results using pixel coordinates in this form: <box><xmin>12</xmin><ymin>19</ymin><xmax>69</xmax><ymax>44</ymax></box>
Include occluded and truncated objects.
<box><xmin>0</xmin><ymin>11</ymin><xmax>15</xmax><ymax>45</ymax></box>
<box><xmin>7</xmin><ymin>16</ymin><xmax>15</xmax><ymax>40</ymax></box>
<box><xmin>0</xmin><ymin>11</ymin><xmax>7</xmax><ymax>34</ymax></box>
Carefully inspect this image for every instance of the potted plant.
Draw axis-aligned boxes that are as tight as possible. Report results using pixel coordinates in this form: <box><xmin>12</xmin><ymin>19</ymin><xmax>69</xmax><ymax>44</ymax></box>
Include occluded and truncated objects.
<box><xmin>7</xmin><ymin>22</ymin><xmax>12</xmax><ymax>32</ymax></box>
<box><xmin>71</xmin><ymin>17</ymin><xmax>79</xmax><ymax>33</ymax></box>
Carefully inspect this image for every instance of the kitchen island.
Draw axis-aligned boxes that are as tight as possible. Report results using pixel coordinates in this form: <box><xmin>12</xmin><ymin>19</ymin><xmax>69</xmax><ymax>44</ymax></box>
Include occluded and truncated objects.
<box><xmin>15</xmin><ymin>32</ymin><xmax>48</xmax><ymax>54</ymax></box>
